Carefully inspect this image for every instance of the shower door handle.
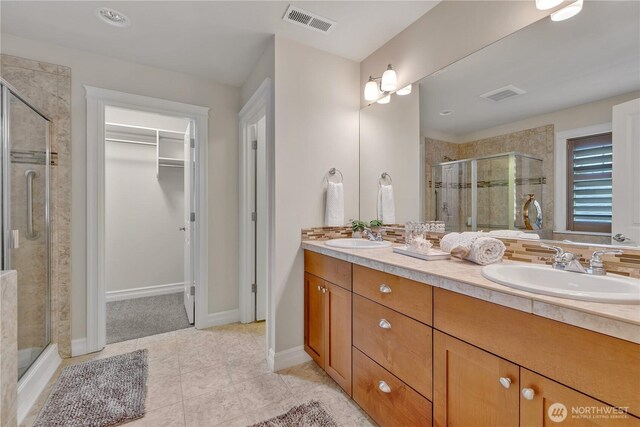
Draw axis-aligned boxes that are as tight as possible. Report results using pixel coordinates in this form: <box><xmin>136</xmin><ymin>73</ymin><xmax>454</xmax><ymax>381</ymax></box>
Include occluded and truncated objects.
<box><xmin>25</xmin><ymin>169</ymin><xmax>39</xmax><ymax>240</ymax></box>
<box><xmin>10</xmin><ymin>230</ymin><xmax>19</xmax><ymax>249</ymax></box>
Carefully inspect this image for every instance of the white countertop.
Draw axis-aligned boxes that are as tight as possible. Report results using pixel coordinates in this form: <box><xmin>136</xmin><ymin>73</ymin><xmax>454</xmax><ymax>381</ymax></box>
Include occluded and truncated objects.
<box><xmin>302</xmin><ymin>240</ymin><xmax>640</xmax><ymax>344</ymax></box>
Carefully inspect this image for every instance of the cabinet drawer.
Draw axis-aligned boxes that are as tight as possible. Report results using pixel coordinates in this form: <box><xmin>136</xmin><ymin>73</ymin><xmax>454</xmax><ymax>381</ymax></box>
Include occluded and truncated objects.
<box><xmin>304</xmin><ymin>250</ymin><xmax>352</xmax><ymax>290</ymax></box>
<box><xmin>353</xmin><ymin>347</ymin><xmax>432</xmax><ymax>427</ymax></box>
<box><xmin>353</xmin><ymin>294</ymin><xmax>432</xmax><ymax>400</ymax></box>
<box><xmin>434</xmin><ymin>288</ymin><xmax>640</xmax><ymax>417</ymax></box>
<box><xmin>353</xmin><ymin>264</ymin><xmax>432</xmax><ymax>325</ymax></box>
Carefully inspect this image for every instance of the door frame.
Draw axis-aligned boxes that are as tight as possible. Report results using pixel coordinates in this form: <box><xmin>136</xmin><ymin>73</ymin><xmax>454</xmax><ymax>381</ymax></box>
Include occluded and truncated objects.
<box><xmin>238</xmin><ymin>79</ymin><xmax>274</xmax><ymax>331</ymax></box>
<box><xmin>85</xmin><ymin>86</ymin><xmax>209</xmax><ymax>354</ymax></box>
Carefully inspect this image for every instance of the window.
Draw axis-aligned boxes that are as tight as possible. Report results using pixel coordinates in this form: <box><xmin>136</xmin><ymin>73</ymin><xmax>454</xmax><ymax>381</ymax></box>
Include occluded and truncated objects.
<box><xmin>566</xmin><ymin>132</ymin><xmax>612</xmax><ymax>233</ymax></box>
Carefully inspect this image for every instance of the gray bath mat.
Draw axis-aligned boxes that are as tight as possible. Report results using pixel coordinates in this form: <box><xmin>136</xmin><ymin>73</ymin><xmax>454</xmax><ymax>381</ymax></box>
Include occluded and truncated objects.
<box><xmin>34</xmin><ymin>350</ymin><xmax>148</xmax><ymax>427</ymax></box>
<box><xmin>250</xmin><ymin>401</ymin><xmax>338</xmax><ymax>427</ymax></box>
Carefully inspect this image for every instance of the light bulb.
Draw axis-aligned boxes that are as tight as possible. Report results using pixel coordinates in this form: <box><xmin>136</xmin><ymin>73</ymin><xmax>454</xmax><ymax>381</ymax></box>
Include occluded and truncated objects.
<box><xmin>377</xmin><ymin>95</ymin><xmax>391</xmax><ymax>105</ymax></box>
<box><xmin>380</xmin><ymin>65</ymin><xmax>397</xmax><ymax>92</ymax></box>
<box><xmin>396</xmin><ymin>84</ymin><xmax>412</xmax><ymax>96</ymax></box>
<box><xmin>551</xmin><ymin>0</ymin><xmax>583</xmax><ymax>21</ymax></box>
<box><xmin>535</xmin><ymin>0</ymin><xmax>563</xmax><ymax>10</ymax></box>
<box><xmin>364</xmin><ymin>79</ymin><xmax>379</xmax><ymax>101</ymax></box>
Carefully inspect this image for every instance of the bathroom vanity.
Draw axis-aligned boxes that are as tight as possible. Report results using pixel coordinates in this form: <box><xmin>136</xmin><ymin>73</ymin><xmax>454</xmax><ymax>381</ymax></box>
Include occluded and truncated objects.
<box><xmin>302</xmin><ymin>242</ymin><xmax>640</xmax><ymax>427</ymax></box>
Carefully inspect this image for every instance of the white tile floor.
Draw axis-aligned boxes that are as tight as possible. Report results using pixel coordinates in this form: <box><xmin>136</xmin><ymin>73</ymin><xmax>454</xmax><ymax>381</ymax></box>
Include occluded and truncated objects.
<box><xmin>22</xmin><ymin>323</ymin><xmax>374</xmax><ymax>427</ymax></box>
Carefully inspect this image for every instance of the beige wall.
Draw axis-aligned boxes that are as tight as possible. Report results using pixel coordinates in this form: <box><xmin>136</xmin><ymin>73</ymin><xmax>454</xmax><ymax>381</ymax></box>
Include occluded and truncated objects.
<box><xmin>241</xmin><ymin>37</ymin><xmax>275</xmax><ymax>106</ymax></box>
<box><xmin>360</xmin><ymin>1</ymin><xmax>552</xmax><ymax>107</ymax></box>
<box><xmin>360</xmin><ymin>90</ymin><xmax>420</xmax><ymax>223</ymax></box>
<box><xmin>273</xmin><ymin>36</ymin><xmax>360</xmax><ymax>352</ymax></box>
<box><xmin>1</xmin><ymin>34</ymin><xmax>241</xmax><ymax>341</ymax></box>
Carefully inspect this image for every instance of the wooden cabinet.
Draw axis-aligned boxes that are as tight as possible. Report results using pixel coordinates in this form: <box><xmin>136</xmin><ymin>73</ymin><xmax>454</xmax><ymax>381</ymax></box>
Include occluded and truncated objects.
<box><xmin>353</xmin><ymin>294</ymin><xmax>432</xmax><ymax>399</ymax></box>
<box><xmin>304</xmin><ymin>272</ymin><xmax>325</xmax><ymax>366</ymax></box>
<box><xmin>520</xmin><ymin>369</ymin><xmax>640</xmax><ymax>427</ymax></box>
<box><xmin>353</xmin><ymin>347</ymin><xmax>432</xmax><ymax>427</ymax></box>
<box><xmin>433</xmin><ymin>331</ymin><xmax>520</xmax><ymax>427</ymax></box>
<box><xmin>303</xmin><ymin>252</ymin><xmax>352</xmax><ymax>396</ymax></box>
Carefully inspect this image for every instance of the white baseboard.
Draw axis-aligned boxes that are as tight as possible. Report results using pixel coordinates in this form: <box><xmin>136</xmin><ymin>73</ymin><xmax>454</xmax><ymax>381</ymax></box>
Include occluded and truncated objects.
<box><xmin>201</xmin><ymin>309</ymin><xmax>240</xmax><ymax>328</ymax></box>
<box><xmin>268</xmin><ymin>345</ymin><xmax>311</xmax><ymax>372</ymax></box>
<box><xmin>18</xmin><ymin>344</ymin><xmax>61</xmax><ymax>425</ymax></box>
<box><xmin>106</xmin><ymin>282</ymin><xmax>184</xmax><ymax>302</ymax></box>
<box><xmin>72</xmin><ymin>338</ymin><xmax>88</xmax><ymax>357</ymax></box>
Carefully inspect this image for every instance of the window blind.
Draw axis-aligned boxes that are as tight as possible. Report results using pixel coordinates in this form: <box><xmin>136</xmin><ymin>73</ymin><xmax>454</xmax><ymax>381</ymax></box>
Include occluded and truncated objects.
<box><xmin>567</xmin><ymin>133</ymin><xmax>613</xmax><ymax>233</ymax></box>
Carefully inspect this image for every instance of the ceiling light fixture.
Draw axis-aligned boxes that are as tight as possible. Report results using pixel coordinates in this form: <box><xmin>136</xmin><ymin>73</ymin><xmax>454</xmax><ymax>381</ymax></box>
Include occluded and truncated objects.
<box><xmin>377</xmin><ymin>95</ymin><xmax>391</xmax><ymax>105</ymax></box>
<box><xmin>550</xmin><ymin>0</ymin><xmax>583</xmax><ymax>21</ymax></box>
<box><xmin>95</xmin><ymin>7</ymin><xmax>131</xmax><ymax>27</ymax></box>
<box><xmin>535</xmin><ymin>0</ymin><xmax>563</xmax><ymax>10</ymax></box>
<box><xmin>364</xmin><ymin>64</ymin><xmax>399</xmax><ymax>103</ymax></box>
<box><xmin>396</xmin><ymin>84</ymin><xmax>412</xmax><ymax>96</ymax></box>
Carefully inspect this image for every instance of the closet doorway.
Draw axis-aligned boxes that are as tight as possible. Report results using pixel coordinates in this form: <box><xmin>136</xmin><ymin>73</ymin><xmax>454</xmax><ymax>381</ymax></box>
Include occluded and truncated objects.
<box><xmin>103</xmin><ymin>107</ymin><xmax>194</xmax><ymax>344</ymax></box>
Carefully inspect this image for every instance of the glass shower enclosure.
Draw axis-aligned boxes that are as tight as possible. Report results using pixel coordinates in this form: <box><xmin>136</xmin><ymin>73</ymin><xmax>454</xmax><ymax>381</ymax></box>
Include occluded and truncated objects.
<box><xmin>0</xmin><ymin>80</ymin><xmax>52</xmax><ymax>379</ymax></box>
<box><xmin>431</xmin><ymin>152</ymin><xmax>544</xmax><ymax>232</ymax></box>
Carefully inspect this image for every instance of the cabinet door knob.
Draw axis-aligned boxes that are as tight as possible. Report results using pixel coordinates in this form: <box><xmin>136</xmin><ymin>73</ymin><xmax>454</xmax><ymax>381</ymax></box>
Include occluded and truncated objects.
<box><xmin>378</xmin><ymin>319</ymin><xmax>392</xmax><ymax>329</ymax></box>
<box><xmin>379</xmin><ymin>284</ymin><xmax>392</xmax><ymax>294</ymax></box>
<box><xmin>499</xmin><ymin>377</ymin><xmax>512</xmax><ymax>389</ymax></box>
<box><xmin>317</xmin><ymin>285</ymin><xmax>322</xmax><ymax>292</ymax></box>
<box><xmin>521</xmin><ymin>388</ymin><xmax>535</xmax><ymax>400</ymax></box>
<box><xmin>322</xmin><ymin>287</ymin><xmax>327</xmax><ymax>294</ymax></box>
<box><xmin>378</xmin><ymin>380</ymin><xmax>391</xmax><ymax>393</ymax></box>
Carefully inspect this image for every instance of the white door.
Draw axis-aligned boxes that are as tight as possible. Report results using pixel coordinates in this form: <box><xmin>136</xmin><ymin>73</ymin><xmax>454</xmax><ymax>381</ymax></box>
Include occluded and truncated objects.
<box><xmin>612</xmin><ymin>98</ymin><xmax>640</xmax><ymax>246</ymax></box>
<box><xmin>183</xmin><ymin>121</ymin><xmax>196</xmax><ymax>323</ymax></box>
<box><xmin>255</xmin><ymin>116</ymin><xmax>267</xmax><ymax>321</ymax></box>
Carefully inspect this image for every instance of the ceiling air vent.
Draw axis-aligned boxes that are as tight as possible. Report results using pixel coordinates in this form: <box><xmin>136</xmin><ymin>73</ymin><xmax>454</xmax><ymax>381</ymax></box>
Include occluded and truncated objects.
<box><xmin>283</xmin><ymin>5</ymin><xmax>336</xmax><ymax>34</ymax></box>
<box><xmin>480</xmin><ymin>85</ymin><xmax>527</xmax><ymax>103</ymax></box>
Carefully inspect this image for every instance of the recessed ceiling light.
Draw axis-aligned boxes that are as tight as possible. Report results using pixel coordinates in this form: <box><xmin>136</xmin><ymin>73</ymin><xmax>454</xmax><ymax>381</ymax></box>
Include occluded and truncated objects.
<box><xmin>439</xmin><ymin>110</ymin><xmax>454</xmax><ymax>116</ymax></box>
<box><xmin>95</xmin><ymin>7</ymin><xmax>131</xmax><ymax>27</ymax></box>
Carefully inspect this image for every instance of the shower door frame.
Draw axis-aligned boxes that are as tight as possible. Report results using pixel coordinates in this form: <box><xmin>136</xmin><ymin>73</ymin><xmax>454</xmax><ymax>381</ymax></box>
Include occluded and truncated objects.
<box><xmin>85</xmin><ymin>86</ymin><xmax>210</xmax><ymax>354</ymax></box>
<box><xmin>0</xmin><ymin>79</ymin><xmax>54</xmax><ymax>376</ymax></box>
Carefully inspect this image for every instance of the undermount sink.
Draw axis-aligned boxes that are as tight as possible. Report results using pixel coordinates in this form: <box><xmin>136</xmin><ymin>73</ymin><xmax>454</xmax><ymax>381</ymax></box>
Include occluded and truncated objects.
<box><xmin>325</xmin><ymin>238</ymin><xmax>392</xmax><ymax>249</ymax></box>
<box><xmin>482</xmin><ymin>264</ymin><xmax>640</xmax><ymax>304</ymax></box>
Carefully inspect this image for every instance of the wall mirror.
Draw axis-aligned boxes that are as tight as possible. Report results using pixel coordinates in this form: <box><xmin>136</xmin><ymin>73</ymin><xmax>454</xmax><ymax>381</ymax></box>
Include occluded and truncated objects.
<box><xmin>359</xmin><ymin>1</ymin><xmax>640</xmax><ymax>247</ymax></box>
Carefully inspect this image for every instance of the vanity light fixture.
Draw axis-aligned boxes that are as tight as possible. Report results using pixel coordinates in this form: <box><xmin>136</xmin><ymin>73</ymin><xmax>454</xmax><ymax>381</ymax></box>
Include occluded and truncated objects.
<box><xmin>377</xmin><ymin>95</ymin><xmax>391</xmax><ymax>104</ymax></box>
<box><xmin>535</xmin><ymin>0</ymin><xmax>563</xmax><ymax>10</ymax></box>
<box><xmin>550</xmin><ymin>0</ymin><xmax>583</xmax><ymax>21</ymax></box>
<box><xmin>95</xmin><ymin>7</ymin><xmax>131</xmax><ymax>27</ymax></box>
<box><xmin>364</xmin><ymin>64</ymin><xmax>398</xmax><ymax>102</ymax></box>
<box><xmin>396</xmin><ymin>84</ymin><xmax>412</xmax><ymax>96</ymax></box>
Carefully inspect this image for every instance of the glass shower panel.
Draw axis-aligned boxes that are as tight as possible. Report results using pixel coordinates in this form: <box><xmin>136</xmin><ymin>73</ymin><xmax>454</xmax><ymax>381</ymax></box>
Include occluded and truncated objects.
<box><xmin>515</xmin><ymin>155</ymin><xmax>544</xmax><ymax>230</ymax></box>
<box><xmin>432</xmin><ymin>161</ymin><xmax>471</xmax><ymax>232</ymax></box>
<box><xmin>2</xmin><ymin>89</ymin><xmax>51</xmax><ymax>379</ymax></box>
<box><xmin>475</xmin><ymin>155</ymin><xmax>513</xmax><ymax>231</ymax></box>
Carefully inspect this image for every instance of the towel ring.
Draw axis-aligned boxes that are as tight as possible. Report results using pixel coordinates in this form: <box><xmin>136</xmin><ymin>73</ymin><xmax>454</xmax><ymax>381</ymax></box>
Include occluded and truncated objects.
<box><xmin>326</xmin><ymin>167</ymin><xmax>344</xmax><ymax>184</ymax></box>
<box><xmin>379</xmin><ymin>172</ymin><xmax>392</xmax><ymax>185</ymax></box>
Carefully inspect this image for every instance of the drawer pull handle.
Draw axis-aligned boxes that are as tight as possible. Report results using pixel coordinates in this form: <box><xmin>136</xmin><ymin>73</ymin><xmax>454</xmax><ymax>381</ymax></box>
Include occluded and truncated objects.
<box><xmin>521</xmin><ymin>388</ymin><xmax>535</xmax><ymax>400</ymax></box>
<box><xmin>379</xmin><ymin>284</ymin><xmax>392</xmax><ymax>294</ymax></box>
<box><xmin>378</xmin><ymin>319</ymin><xmax>391</xmax><ymax>329</ymax></box>
<box><xmin>499</xmin><ymin>377</ymin><xmax>511</xmax><ymax>389</ymax></box>
<box><xmin>378</xmin><ymin>380</ymin><xmax>391</xmax><ymax>393</ymax></box>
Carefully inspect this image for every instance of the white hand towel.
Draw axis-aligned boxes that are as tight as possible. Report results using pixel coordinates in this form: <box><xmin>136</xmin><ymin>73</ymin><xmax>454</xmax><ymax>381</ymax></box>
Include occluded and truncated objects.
<box><xmin>440</xmin><ymin>232</ymin><xmax>504</xmax><ymax>265</ymax></box>
<box><xmin>325</xmin><ymin>182</ymin><xmax>344</xmax><ymax>226</ymax></box>
<box><xmin>465</xmin><ymin>237</ymin><xmax>506</xmax><ymax>265</ymax></box>
<box><xmin>377</xmin><ymin>184</ymin><xmax>396</xmax><ymax>224</ymax></box>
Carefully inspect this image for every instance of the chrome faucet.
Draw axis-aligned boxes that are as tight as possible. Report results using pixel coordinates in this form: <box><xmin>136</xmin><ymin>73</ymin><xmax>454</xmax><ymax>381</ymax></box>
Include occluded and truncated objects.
<box><xmin>541</xmin><ymin>244</ymin><xmax>623</xmax><ymax>276</ymax></box>
<box><xmin>541</xmin><ymin>244</ymin><xmax>585</xmax><ymax>272</ymax></box>
<box><xmin>363</xmin><ymin>227</ymin><xmax>383</xmax><ymax>242</ymax></box>
<box><xmin>587</xmin><ymin>249</ymin><xmax>623</xmax><ymax>276</ymax></box>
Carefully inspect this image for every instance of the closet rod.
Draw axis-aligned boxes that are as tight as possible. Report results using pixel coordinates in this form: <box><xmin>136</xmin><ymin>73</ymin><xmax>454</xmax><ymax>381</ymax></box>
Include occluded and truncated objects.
<box><xmin>105</xmin><ymin>137</ymin><xmax>157</xmax><ymax>146</ymax></box>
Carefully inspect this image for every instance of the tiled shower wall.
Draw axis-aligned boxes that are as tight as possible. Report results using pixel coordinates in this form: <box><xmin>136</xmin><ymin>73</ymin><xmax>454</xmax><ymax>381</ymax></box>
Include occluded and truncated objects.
<box><xmin>425</xmin><ymin>125</ymin><xmax>554</xmax><ymax>232</ymax></box>
<box><xmin>1</xmin><ymin>54</ymin><xmax>72</xmax><ymax>358</ymax></box>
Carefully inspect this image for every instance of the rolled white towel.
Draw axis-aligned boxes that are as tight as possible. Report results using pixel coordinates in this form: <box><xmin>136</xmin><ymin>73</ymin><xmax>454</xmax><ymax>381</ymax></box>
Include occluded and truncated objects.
<box><xmin>325</xmin><ymin>182</ymin><xmax>344</xmax><ymax>226</ymax></box>
<box><xmin>377</xmin><ymin>184</ymin><xmax>396</xmax><ymax>225</ymax></box>
<box><xmin>440</xmin><ymin>232</ymin><xmax>480</xmax><ymax>254</ymax></box>
<box><xmin>465</xmin><ymin>237</ymin><xmax>506</xmax><ymax>265</ymax></box>
<box><xmin>488</xmin><ymin>230</ymin><xmax>540</xmax><ymax>240</ymax></box>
